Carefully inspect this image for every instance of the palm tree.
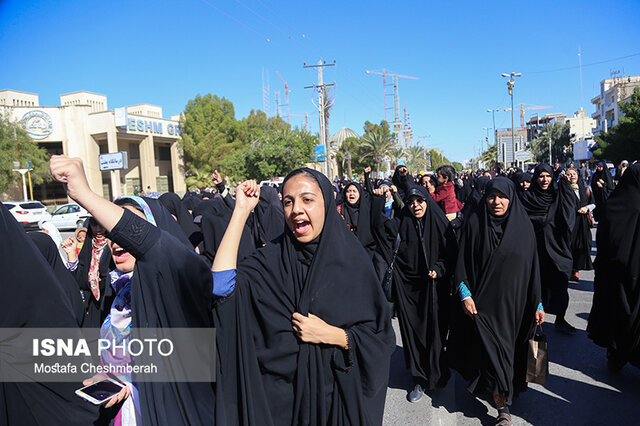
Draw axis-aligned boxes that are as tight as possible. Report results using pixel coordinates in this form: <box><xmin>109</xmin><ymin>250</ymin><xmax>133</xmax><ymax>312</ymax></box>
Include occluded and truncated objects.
<box><xmin>361</xmin><ymin>129</ymin><xmax>394</xmax><ymax>174</ymax></box>
<box><xmin>389</xmin><ymin>147</ymin><xmax>405</xmax><ymax>170</ymax></box>
<box><xmin>405</xmin><ymin>145</ymin><xmax>426</xmax><ymax>174</ymax></box>
<box><xmin>479</xmin><ymin>143</ymin><xmax>499</xmax><ymax>169</ymax></box>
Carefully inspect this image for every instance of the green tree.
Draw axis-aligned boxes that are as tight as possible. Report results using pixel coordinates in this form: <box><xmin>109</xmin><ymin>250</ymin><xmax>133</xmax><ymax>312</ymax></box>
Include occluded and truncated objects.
<box><xmin>180</xmin><ymin>94</ymin><xmax>245</xmax><ymax>180</ymax></box>
<box><xmin>332</xmin><ymin>136</ymin><xmax>360</xmax><ymax>179</ymax></box>
<box><xmin>451</xmin><ymin>161</ymin><xmax>464</xmax><ymax>171</ymax></box>
<box><xmin>592</xmin><ymin>86</ymin><xmax>640</xmax><ymax>163</ymax></box>
<box><xmin>405</xmin><ymin>145</ymin><xmax>426</xmax><ymax>174</ymax></box>
<box><xmin>426</xmin><ymin>149</ymin><xmax>453</xmax><ymax>170</ymax></box>
<box><xmin>479</xmin><ymin>143</ymin><xmax>500</xmax><ymax>169</ymax></box>
<box><xmin>531</xmin><ymin>122</ymin><xmax>573</xmax><ymax>164</ymax></box>
<box><xmin>389</xmin><ymin>147</ymin><xmax>406</xmax><ymax>170</ymax></box>
<box><xmin>361</xmin><ymin>128</ymin><xmax>394</xmax><ymax>174</ymax></box>
<box><xmin>0</xmin><ymin>117</ymin><xmax>50</xmax><ymax>193</ymax></box>
<box><xmin>238</xmin><ymin>128</ymin><xmax>316</xmax><ymax>182</ymax></box>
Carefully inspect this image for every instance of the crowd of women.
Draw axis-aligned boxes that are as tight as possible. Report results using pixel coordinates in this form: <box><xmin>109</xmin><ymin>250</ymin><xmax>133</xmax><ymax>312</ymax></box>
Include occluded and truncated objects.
<box><xmin>1</xmin><ymin>155</ymin><xmax>638</xmax><ymax>426</ymax></box>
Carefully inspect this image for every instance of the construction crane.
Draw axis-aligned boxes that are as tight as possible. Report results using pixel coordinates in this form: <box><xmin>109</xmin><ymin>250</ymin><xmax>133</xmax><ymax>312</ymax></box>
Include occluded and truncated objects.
<box><xmin>504</xmin><ymin>103</ymin><xmax>554</xmax><ymax>127</ymax></box>
<box><xmin>275</xmin><ymin>71</ymin><xmax>291</xmax><ymax>124</ymax></box>
<box><xmin>365</xmin><ymin>69</ymin><xmax>419</xmax><ymax>145</ymax></box>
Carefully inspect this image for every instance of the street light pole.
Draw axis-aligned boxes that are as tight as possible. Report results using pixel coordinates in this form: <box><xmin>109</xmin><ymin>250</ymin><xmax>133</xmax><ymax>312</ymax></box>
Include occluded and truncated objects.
<box><xmin>501</xmin><ymin>72</ymin><xmax>522</xmax><ymax>167</ymax></box>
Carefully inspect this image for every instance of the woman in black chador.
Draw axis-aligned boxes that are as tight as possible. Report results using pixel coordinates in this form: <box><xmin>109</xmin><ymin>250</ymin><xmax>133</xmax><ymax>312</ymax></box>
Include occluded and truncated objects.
<box><xmin>0</xmin><ymin>203</ymin><xmax>98</xmax><ymax>426</ymax></box>
<box><xmin>449</xmin><ymin>177</ymin><xmax>544</xmax><ymax>425</ymax></box>
<box><xmin>49</xmin><ymin>155</ymin><xmax>215</xmax><ymax>425</ymax></box>
<box><xmin>212</xmin><ymin>169</ymin><xmax>395</xmax><ymax>425</ymax></box>
<box><xmin>566</xmin><ymin>168</ymin><xmax>594</xmax><ymax>281</ymax></box>
<box><xmin>588</xmin><ymin>163</ymin><xmax>640</xmax><ymax>370</ymax></box>
<box><xmin>519</xmin><ymin>164</ymin><xmax>576</xmax><ymax>332</ymax></box>
<box><xmin>382</xmin><ymin>184</ymin><xmax>457</xmax><ymax>402</ymax></box>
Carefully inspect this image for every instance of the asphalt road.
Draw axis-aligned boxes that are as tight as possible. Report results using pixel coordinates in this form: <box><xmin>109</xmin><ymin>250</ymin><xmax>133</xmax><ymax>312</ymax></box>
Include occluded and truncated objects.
<box><xmin>382</xmin><ymin>229</ymin><xmax>640</xmax><ymax>425</ymax></box>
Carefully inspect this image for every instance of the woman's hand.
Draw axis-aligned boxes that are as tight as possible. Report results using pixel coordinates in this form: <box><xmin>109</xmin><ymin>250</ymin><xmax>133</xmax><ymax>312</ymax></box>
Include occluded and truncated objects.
<box><xmin>61</xmin><ymin>237</ymin><xmax>78</xmax><ymax>262</ymax></box>
<box><xmin>234</xmin><ymin>180</ymin><xmax>260</xmax><ymax>215</ymax></box>
<box><xmin>535</xmin><ymin>309</ymin><xmax>545</xmax><ymax>326</ymax></box>
<box><xmin>82</xmin><ymin>375</ymin><xmax>131</xmax><ymax>407</ymax></box>
<box><xmin>428</xmin><ymin>270</ymin><xmax>438</xmax><ymax>279</ymax></box>
<box><xmin>49</xmin><ymin>156</ymin><xmax>93</xmax><ymax>204</ymax></box>
<box><xmin>462</xmin><ymin>297</ymin><xmax>478</xmax><ymax>319</ymax></box>
<box><xmin>292</xmin><ymin>313</ymin><xmax>348</xmax><ymax>349</ymax></box>
<box><xmin>577</xmin><ymin>206</ymin><xmax>589</xmax><ymax>214</ymax></box>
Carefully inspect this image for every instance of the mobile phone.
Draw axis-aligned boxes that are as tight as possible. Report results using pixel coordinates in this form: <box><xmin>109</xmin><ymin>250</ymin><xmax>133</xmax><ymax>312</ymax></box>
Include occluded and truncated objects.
<box><xmin>75</xmin><ymin>378</ymin><xmax>126</xmax><ymax>405</ymax></box>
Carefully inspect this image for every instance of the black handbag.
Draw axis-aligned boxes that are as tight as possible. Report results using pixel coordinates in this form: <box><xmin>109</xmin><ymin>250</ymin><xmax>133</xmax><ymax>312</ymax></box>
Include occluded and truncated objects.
<box><xmin>382</xmin><ymin>233</ymin><xmax>401</xmax><ymax>301</ymax></box>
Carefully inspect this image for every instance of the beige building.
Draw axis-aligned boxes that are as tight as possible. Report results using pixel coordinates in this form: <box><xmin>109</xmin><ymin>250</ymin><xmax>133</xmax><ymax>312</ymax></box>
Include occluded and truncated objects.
<box><xmin>591</xmin><ymin>76</ymin><xmax>640</xmax><ymax>135</ymax></box>
<box><xmin>1</xmin><ymin>89</ymin><xmax>186</xmax><ymax>203</ymax></box>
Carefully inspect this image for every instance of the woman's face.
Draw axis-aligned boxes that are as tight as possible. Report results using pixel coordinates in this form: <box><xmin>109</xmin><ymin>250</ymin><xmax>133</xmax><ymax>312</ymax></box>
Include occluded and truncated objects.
<box><xmin>567</xmin><ymin>169</ymin><xmax>579</xmax><ymax>184</ymax></box>
<box><xmin>109</xmin><ymin>206</ymin><xmax>147</xmax><ymax>273</ymax></box>
<box><xmin>408</xmin><ymin>195</ymin><xmax>427</xmax><ymax>219</ymax></box>
<box><xmin>76</xmin><ymin>231</ymin><xmax>86</xmax><ymax>243</ymax></box>
<box><xmin>486</xmin><ymin>190</ymin><xmax>510</xmax><ymax>216</ymax></box>
<box><xmin>345</xmin><ymin>185</ymin><xmax>360</xmax><ymax>205</ymax></box>
<box><xmin>90</xmin><ymin>220</ymin><xmax>106</xmax><ymax>241</ymax></box>
<box><xmin>537</xmin><ymin>171</ymin><xmax>552</xmax><ymax>190</ymax></box>
<box><xmin>520</xmin><ymin>180</ymin><xmax>531</xmax><ymax>190</ymax></box>
<box><xmin>283</xmin><ymin>175</ymin><xmax>325</xmax><ymax>243</ymax></box>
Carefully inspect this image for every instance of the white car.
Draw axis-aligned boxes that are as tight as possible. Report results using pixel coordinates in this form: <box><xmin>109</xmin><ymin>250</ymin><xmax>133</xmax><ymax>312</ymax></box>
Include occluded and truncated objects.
<box><xmin>3</xmin><ymin>200</ymin><xmax>51</xmax><ymax>229</ymax></box>
<box><xmin>39</xmin><ymin>203</ymin><xmax>91</xmax><ymax>230</ymax></box>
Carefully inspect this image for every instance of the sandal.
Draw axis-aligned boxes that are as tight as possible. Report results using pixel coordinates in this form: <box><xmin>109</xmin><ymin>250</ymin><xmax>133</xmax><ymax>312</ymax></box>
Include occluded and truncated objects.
<box><xmin>495</xmin><ymin>412</ymin><xmax>512</xmax><ymax>426</ymax></box>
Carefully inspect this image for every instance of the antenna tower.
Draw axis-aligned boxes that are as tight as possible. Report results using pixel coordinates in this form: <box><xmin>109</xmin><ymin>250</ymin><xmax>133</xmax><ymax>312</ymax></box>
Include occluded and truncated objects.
<box><xmin>274</xmin><ymin>90</ymin><xmax>281</xmax><ymax>118</ymax></box>
<box><xmin>262</xmin><ymin>68</ymin><xmax>271</xmax><ymax>117</ymax></box>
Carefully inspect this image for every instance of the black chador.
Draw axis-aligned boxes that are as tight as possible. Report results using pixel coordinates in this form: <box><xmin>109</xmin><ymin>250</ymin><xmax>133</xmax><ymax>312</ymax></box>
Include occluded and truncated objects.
<box><xmin>519</xmin><ymin>164</ymin><xmax>575</xmax><ymax>325</ymax></box>
<box><xmin>384</xmin><ymin>185</ymin><xmax>457</xmax><ymax>391</ymax></box>
<box><xmin>588</xmin><ymin>163</ymin><xmax>640</xmax><ymax>369</ymax></box>
<box><xmin>449</xmin><ymin>177</ymin><xmax>541</xmax><ymax>405</ymax></box>
<box><xmin>213</xmin><ymin>169</ymin><xmax>395</xmax><ymax>426</ymax></box>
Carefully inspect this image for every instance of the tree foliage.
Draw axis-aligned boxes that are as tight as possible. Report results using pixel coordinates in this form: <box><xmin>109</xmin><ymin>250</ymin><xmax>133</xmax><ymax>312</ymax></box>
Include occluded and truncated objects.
<box><xmin>361</xmin><ymin>128</ymin><xmax>394</xmax><ymax>174</ymax></box>
<box><xmin>591</xmin><ymin>86</ymin><xmax>640</xmax><ymax>163</ymax></box>
<box><xmin>479</xmin><ymin>143</ymin><xmax>501</xmax><ymax>169</ymax></box>
<box><xmin>531</xmin><ymin>122</ymin><xmax>573</xmax><ymax>164</ymax></box>
<box><xmin>180</xmin><ymin>94</ymin><xmax>244</xmax><ymax>178</ymax></box>
<box><xmin>180</xmin><ymin>96</ymin><xmax>315</xmax><ymax>185</ymax></box>
<box><xmin>0</xmin><ymin>116</ymin><xmax>50</xmax><ymax>193</ymax></box>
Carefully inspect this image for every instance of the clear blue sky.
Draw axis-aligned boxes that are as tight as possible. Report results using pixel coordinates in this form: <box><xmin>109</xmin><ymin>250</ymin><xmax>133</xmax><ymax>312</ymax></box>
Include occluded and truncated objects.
<box><xmin>1</xmin><ymin>0</ymin><xmax>639</xmax><ymax>162</ymax></box>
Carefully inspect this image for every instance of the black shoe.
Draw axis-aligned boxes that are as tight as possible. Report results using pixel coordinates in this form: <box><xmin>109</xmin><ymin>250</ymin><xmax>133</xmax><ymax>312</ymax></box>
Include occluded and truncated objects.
<box><xmin>408</xmin><ymin>383</ymin><xmax>424</xmax><ymax>403</ymax></box>
<box><xmin>555</xmin><ymin>318</ymin><xmax>577</xmax><ymax>334</ymax></box>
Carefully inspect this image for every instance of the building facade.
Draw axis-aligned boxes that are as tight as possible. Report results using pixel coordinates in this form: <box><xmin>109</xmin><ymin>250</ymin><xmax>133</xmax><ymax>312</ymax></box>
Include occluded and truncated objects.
<box><xmin>1</xmin><ymin>89</ymin><xmax>186</xmax><ymax>203</ymax></box>
<box><xmin>496</xmin><ymin>127</ymin><xmax>527</xmax><ymax>165</ymax></box>
<box><xmin>591</xmin><ymin>76</ymin><xmax>640</xmax><ymax>136</ymax></box>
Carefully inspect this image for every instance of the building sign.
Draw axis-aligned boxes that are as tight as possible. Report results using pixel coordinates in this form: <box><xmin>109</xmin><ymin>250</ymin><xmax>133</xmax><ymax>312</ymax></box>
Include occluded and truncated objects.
<box><xmin>126</xmin><ymin>118</ymin><xmax>181</xmax><ymax>136</ymax></box>
<box><xmin>514</xmin><ymin>150</ymin><xmax>533</xmax><ymax>161</ymax></box>
<box><xmin>20</xmin><ymin>110</ymin><xmax>53</xmax><ymax>140</ymax></box>
<box><xmin>99</xmin><ymin>152</ymin><xmax>128</xmax><ymax>171</ymax></box>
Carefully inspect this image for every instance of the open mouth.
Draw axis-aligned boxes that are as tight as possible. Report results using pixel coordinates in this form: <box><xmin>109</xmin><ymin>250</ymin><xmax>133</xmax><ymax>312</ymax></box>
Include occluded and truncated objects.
<box><xmin>112</xmin><ymin>246</ymin><xmax>131</xmax><ymax>263</ymax></box>
<box><xmin>293</xmin><ymin>219</ymin><xmax>311</xmax><ymax>235</ymax></box>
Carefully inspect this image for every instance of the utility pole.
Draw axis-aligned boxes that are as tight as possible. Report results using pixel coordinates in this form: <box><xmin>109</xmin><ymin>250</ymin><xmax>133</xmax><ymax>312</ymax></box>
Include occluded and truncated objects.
<box><xmin>304</xmin><ymin>60</ymin><xmax>336</xmax><ymax>178</ymax></box>
<box><xmin>502</xmin><ymin>72</ymin><xmax>522</xmax><ymax>167</ymax></box>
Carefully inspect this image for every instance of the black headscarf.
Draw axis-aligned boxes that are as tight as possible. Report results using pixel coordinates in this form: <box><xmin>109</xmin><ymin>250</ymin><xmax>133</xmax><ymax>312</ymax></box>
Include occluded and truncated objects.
<box><xmin>591</xmin><ymin>162</ymin><xmax>615</xmax><ymax>222</ymax></box>
<box><xmin>104</xmin><ymin>196</ymin><xmax>214</xmax><ymax>425</ymax></box>
<box><xmin>254</xmin><ymin>185</ymin><xmax>285</xmax><ymax>245</ymax></box>
<box><xmin>392</xmin><ymin>165</ymin><xmax>413</xmax><ymax>200</ymax></box>
<box><xmin>570</xmin><ymin>176</ymin><xmax>594</xmax><ymax>271</ymax></box>
<box><xmin>463</xmin><ymin>176</ymin><xmax>491</xmax><ymax>216</ymax></box>
<box><xmin>29</xmin><ymin>232</ymin><xmax>84</xmax><ymax>325</ymax></box>
<box><xmin>181</xmin><ymin>191</ymin><xmax>202</xmax><ymax>213</ymax></box>
<box><xmin>194</xmin><ymin>197</ymin><xmax>255</xmax><ymax>264</ymax></box>
<box><xmin>588</xmin><ymin>163</ymin><xmax>640</xmax><ymax>367</ymax></box>
<box><xmin>519</xmin><ymin>164</ymin><xmax>576</xmax><ymax>276</ymax></box>
<box><xmin>159</xmin><ymin>192</ymin><xmax>201</xmax><ymax>247</ymax></box>
<box><xmin>0</xmin><ymin>204</ymin><xmax>98</xmax><ymax>425</ymax></box>
<box><xmin>214</xmin><ymin>168</ymin><xmax>394</xmax><ymax>426</ymax></box>
<box><xmin>450</xmin><ymin>178</ymin><xmax>540</xmax><ymax>404</ymax></box>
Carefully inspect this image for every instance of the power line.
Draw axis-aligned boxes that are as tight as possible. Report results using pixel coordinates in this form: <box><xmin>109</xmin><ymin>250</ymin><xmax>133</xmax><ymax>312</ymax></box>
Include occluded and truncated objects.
<box><xmin>525</xmin><ymin>52</ymin><xmax>640</xmax><ymax>74</ymax></box>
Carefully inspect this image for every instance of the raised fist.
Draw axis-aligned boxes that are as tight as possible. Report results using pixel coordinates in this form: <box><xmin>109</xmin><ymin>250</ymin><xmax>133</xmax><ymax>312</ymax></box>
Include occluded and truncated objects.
<box><xmin>234</xmin><ymin>180</ymin><xmax>260</xmax><ymax>214</ymax></box>
<box><xmin>49</xmin><ymin>155</ymin><xmax>92</xmax><ymax>202</ymax></box>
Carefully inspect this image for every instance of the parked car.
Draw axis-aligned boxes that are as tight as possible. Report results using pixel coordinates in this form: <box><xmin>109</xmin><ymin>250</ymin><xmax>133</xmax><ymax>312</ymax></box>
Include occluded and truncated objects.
<box><xmin>39</xmin><ymin>203</ymin><xmax>91</xmax><ymax>230</ymax></box>
<box><xmin>3</xmin><ymin>200</ymin><xmax>51</xmax><ymax>229</ymax></box>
